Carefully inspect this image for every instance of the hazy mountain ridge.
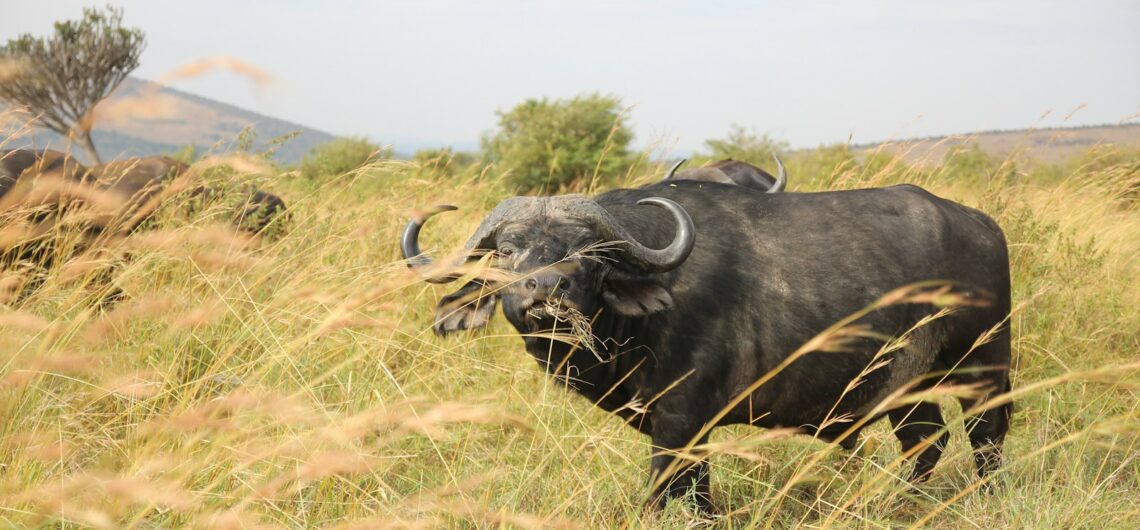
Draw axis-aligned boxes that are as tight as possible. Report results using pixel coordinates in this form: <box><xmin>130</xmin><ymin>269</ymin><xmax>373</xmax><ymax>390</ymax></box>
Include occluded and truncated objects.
<box><xmin>2</xmin><ymin>77</ymin><xmax>338</xmax><ymax>164</ymax></box>
<box><xmin>852</xmin><ymin>122</ymin><xmax>1140</xmax><ymax>165</ymax></box>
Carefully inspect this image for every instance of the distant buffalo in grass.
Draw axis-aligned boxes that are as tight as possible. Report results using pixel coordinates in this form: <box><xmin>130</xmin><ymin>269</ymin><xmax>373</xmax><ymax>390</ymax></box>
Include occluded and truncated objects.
<box><xmin>1</xmin><ymin>149</ymin><xmax>288</xmax><ymax>237</ymax></box>
<box><xmin>662</xmin><ymin>156</ymin><xmax>787</xmax><ymax>192</ymax></box>
<box><xmin>1</xmin><ymin>148</ymin><xmax>289</xmax><ymax>301</ymax></box>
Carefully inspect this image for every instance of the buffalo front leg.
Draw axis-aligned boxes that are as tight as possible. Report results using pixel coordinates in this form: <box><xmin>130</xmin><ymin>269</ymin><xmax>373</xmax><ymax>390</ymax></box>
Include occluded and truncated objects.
<box><xmin>646</xmin><ymin>414</ymin><xmax>714</xmax><ymax>515</ymax></box>
<box><xmin>888</xmin><ymin>401</ymin><xmax>949</xmax><ymax>482</ymax></box>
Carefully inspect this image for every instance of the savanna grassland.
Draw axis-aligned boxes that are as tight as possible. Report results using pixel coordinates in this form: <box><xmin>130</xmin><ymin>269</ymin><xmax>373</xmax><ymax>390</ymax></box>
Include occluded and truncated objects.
<box><xmin>1</xmin><ymin>136</ymin><xmax>1138</xmax><ymax>529</ymax></box>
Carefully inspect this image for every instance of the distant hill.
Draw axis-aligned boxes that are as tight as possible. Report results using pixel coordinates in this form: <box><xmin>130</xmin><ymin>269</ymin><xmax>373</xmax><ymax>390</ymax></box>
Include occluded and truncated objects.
<box><xmin>1</xmin><ymin>77</ymin><xmax>338</xmax><ymax>165</ymax></box>
<box><xmin>855</xmin><ymin>123</ymin><xmax>1140</xmax><ymax>165</ymax></box>
<box><xmin>5</xmin><ymin>79</ymin><xmax>1136</xmax><ymax>168</ymax></box>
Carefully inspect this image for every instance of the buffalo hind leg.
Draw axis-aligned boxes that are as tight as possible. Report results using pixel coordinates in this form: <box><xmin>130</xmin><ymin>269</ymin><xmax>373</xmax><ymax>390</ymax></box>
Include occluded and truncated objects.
<box><xmin>837</xmin><ymin>434</ymin><xmax>859</xmax><ymax>451</ymax></box>
<box><xmin>888</xmin><ymin>401</ymin><xmax>948</xmax><ymax>483</ymax></box>
<box><xmin>647</xmin><ymin>420</ymin><xmax>714</xmax><ymax>515</ymax></box>
<box><xmin>950</xmin><ymin>335</ymin><xmax>1014</xmax><ymax>482</ymax></box>
<box><xmin>958</xmin><ymin>381</ymin><xmax>1012</xmax><ymax>481</ymax></box>
<box><xmin>816</xmin><ymin>426</ymin><xmax>861</xmax><ymax>451</ymax></box>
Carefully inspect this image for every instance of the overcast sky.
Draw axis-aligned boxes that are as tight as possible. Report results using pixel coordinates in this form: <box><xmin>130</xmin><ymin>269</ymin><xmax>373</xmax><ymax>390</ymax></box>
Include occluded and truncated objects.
<box><xmin>4</xmin><ymin>1</ymin><xmax>1138</xmax><ymax>153</ymax></box>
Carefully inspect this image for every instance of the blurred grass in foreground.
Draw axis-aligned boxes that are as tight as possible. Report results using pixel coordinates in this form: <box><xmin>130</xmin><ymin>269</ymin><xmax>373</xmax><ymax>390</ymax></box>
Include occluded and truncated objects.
<box><xmin>1</xmin><ymin>128</ymin><xmax>1138</xmax><ymax>528</ymax></box>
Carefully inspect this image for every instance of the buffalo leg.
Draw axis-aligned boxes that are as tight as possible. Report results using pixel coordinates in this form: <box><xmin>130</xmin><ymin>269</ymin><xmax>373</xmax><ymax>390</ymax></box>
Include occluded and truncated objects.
<box><xmin>958</xmin><ymin>383</ymin><xmax>1012</xmax><ymax>480</ymax></box>
<box><xmin>887</xmin><ymin>401</ymin><xmax>948</xmax><ymax>482</ymax></box>
<box><xmin>816</xmin><ymin>430</ymin><xmax>860</xmax><ymax>451</ymax></box>
<box><xmin>837</xmin><ymin>433</ymin><xmax>860</xmax><ymax>451</ymax></box>
<box><xmin>950</xmin><ymin>336</ymin><xmax>1013</xmax><ymax>481</ymax></box>
<box><xmin>646</xmin><ymin>419</ymin><xmax>714</xmax><ymax>514</ymax></box>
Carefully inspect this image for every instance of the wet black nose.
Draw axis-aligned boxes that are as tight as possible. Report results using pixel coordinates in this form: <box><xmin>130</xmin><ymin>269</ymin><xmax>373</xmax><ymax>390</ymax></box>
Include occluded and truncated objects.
<box><xmin>524</xmin><ymin>273</ymin><xmax>572</xmax><ymax>296</ymax></box>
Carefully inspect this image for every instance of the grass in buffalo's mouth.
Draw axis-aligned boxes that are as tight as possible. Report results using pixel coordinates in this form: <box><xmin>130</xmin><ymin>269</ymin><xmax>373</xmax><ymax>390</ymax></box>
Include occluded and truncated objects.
<box><xmin>527</xmin><ymin>299</ymin><xmax>608</xmax><ymax>361</ymax></box>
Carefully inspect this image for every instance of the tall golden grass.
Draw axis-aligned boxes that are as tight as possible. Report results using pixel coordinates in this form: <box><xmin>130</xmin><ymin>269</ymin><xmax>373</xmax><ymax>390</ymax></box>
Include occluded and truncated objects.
<box><xmin>1</xmin><ymin>119</ymin><xmax>1138</xmax><ymax>528</ymax></box>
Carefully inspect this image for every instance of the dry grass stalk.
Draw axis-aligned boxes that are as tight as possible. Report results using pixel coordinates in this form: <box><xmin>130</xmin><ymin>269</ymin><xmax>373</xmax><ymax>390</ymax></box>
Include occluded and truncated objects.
<box><xmin>156</xmin><ymin>55</ymin><xmax>276</xmax><ymax>88</ymax></box>
<box><xmin>82</xmin><ymin>295</ymin><xmax>175</xmax><ymax>343</ymax></box>
<box><xmin>0</xmin><ymin>309</ymin><xmax>49</xmax><ymax>331</ymax></box>
<box><xmin>99</xmin><ymin>371</ymin><xmax>164</xmax><ymax>400</ymax></box>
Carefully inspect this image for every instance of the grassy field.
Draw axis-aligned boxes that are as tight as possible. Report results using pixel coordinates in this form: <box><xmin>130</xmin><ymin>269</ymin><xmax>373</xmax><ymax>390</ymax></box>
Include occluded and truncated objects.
<box><xmin>1</xmin><ymin>142</ymin><xmax>1138</xmax><ymax>529</ymax></box>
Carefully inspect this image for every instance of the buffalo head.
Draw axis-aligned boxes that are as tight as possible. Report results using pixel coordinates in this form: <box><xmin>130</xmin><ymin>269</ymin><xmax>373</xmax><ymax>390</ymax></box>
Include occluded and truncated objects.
<box><xmin>400</xmin><ymin>195</ymin><xmax>694</xmax><ymax>336</ymax></box>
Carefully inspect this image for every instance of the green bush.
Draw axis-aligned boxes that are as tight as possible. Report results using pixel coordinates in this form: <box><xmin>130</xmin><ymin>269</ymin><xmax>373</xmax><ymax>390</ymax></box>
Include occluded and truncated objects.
<box><xmin>481</xmin><ymin>93</ymin><xmax>632</xmax><ymax>191</ymax></box>
<box><xmin>699</xmin><ymin>124</ymin><xmax>788</xmax><ymax>166</ymax></box>
<box><xmin>299</xmin><ymin>137</ymin><xmax>382</xmax><ymax>180</ymax></box>
<box><xmin>412</xmin><ymin>147</ymin><xmax>477</xmax><ymax>177</ymax></box>
<box><xmin>941</xmin><ymin>143</ymin><xmax>1016</xmax><ymax>186</ymax></box>
<box><xmin>168</xmin><ymin>144</ymin><xmax>199</xmax><ymax>165</ymax></box>
<box><xmin>787</xmin><ymin>143</ymin><xmax>861</xmax><ymax>190</ymax></box>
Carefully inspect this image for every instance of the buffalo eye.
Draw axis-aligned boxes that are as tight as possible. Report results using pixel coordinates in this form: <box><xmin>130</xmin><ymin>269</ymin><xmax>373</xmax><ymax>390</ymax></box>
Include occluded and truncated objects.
<box><xmin>497</xmin><ymin>245</ymin><xmax>516</xmax><ymax>258</ymax></box>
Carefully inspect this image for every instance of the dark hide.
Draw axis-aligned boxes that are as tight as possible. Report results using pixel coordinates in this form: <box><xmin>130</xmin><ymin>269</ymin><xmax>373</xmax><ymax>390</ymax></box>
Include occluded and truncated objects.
<box><xmin>1</xmin><ymin>149</ymin><xmax>89</xmax><ymax>200</ymax></box>
<box><xmin>89</xmin><ymin>156</ymin><xmax>190</xmax><ymax>227</ymax></box>
<box><xmin>234</xmin><ymin>189</ymin><xmax>289</xmax><ymax>235</ymax></box>
<box><xmin>1</xmin><ymin>149</ymin><xmax>39</xmax><ymax>199</ymax></box>
<box><xmin>417</xmin><ymin>181</ymin><xmax>1013</xmax><ymax>513</ymax></box>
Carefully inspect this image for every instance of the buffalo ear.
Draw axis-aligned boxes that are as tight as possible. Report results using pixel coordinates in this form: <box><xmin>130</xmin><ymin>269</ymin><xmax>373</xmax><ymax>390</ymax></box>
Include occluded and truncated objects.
<box><xmin>602</xmin><ymin>278</ymin><xmax>674</xmax><ymax>317</ymax></box>
<box><xmin>434</xmin><ymin>281</ymin><xmax>500</xmax><ymax>336</ymax></box>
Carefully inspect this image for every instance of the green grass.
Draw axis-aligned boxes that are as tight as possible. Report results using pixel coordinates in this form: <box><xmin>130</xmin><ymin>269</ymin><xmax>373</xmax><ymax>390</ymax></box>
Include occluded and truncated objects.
<box><xmin>1</xmin><ymin>144</ymin><xmax>1138</xmax><ymax>529</ymax></box>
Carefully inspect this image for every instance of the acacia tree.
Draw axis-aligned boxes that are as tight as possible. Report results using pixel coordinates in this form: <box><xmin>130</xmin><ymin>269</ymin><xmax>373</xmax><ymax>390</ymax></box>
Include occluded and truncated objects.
<box><xmin>0</xmin><ymin>6</ymin><xmax>145</xmax><ymax>164</ymax></box>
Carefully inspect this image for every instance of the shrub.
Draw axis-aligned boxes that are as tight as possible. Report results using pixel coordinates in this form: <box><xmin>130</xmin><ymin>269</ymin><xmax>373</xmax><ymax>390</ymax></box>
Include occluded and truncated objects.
<box><xmin>700</xmin><ymin>124</ymin><xmax>788</xmax><ymax>166</ymax></box>
<box><xmin>412</xmin><ymin>147</ymin><xmax>477</xmax><ymax>177</ymax></box>
<box><xmin>941</xmin><ymin>143</ymin><xmax>1016</xmax><ymax>186</ymax></box>
<box><xmin>299</xmin><ymin>137</ymin><xmax>382</xmax><ymax>180</ymax></box>
<box><xmin>787</xmin><ymin>143</ymin><xmax>862</xmax><ymax>190</ymax></box>
<box><xmin>481</xmin><ymin>93</ymin><xmax>632</xmax><ymax>191</ymax></box>
<box><xmin>168</xmin><ymin>144</ymin><xmax>199</xmax><ymax>165</ymax></box>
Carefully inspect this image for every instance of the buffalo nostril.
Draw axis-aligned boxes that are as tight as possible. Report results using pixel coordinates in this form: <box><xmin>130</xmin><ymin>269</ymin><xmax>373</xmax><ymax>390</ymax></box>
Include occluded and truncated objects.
<box><xmin>525</xmin><ymin>278</ymin><xmax>538</xmax><ymax>290</ymax></box>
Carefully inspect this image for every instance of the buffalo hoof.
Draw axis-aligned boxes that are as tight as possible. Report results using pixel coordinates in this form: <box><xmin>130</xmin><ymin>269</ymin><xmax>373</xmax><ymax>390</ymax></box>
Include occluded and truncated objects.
<box><xmin>643</xmin><ymin>492</ymin><xmax>719</xmax><ymax>519</ymax></box>
<box><xmin>641</xmin><ymin>502</ymin><xmax>719</xmax><ymax>528</ymax></box>
<box><xmin>837</xmin><ymin>434</ymin><xmax>860</xmax><ymax>451</ymax></box>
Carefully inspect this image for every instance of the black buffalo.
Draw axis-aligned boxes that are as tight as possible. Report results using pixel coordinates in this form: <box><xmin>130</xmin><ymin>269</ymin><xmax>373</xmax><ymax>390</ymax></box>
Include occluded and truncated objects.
<box><xmin>92</xmin><ymin>156</ymin><xmax>289</xmax><ymax>235</ymax></box>
<box><xmin>401</xmin><ymin>180</ymin><xmax>1012</xmax><ymax>513</ymax></box>
<box><xmin>2</xmin><ymin>150</ymin><xmax>289</xmax><ymax>302</ymax></box>
<box><xmin>662</xmin><ymin>156</ymin><xmax>787</xmax><ymax>192</ymax></box>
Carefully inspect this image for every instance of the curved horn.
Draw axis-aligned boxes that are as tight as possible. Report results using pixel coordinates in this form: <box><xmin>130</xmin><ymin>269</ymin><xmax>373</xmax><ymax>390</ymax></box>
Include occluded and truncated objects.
<box><xmin>766</xmin><ymin>155</ymin><xmax>786</xmax><ymax>193</ymax></box>
<box><xmin>402</xmin><ymin>197</ymin><xmax>542</xmax><ymax>283</ymax></box>
<box><xmin>400</xmin><ymin>205</ymin><xmax>460</xmax><ymax>284</ymax></box>
<box><xmin>661</xmin><ymin>158</ymin><xmax>687</xmax><ymax>182</ymax></box>
<box><xmin>589</xmin><ymin>197</ymin><xmax>695</xmax><ymax>273</ymax></box>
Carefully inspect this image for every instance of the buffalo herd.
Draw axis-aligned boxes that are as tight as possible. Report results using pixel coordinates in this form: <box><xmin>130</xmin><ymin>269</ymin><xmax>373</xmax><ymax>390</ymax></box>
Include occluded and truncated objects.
<box><xmin>1</xmin><ymin>148</ymin><xmax>288</xmax><ymax>297</ymax></box>
<box><xmin>3</xmin><ymin>146</ymin><xmax>1014</xmax><ymax>514</ymax></box>
<box><xmin>402</xmin><ymin>159</ymin><xmax>1012</xmax><ymax>512</ymax></box>
<box><xmin>1</xmin><ymin>149</ymin><xmax>287</xmax><ymax>236</ymax></box>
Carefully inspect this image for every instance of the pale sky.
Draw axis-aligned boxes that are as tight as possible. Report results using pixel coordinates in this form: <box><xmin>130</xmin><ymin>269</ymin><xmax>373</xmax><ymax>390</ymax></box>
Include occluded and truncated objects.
<box><xmin>4</xmin><ymin>1</ymin><xmax>1138</xmax><ymax>153</ymax></box>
